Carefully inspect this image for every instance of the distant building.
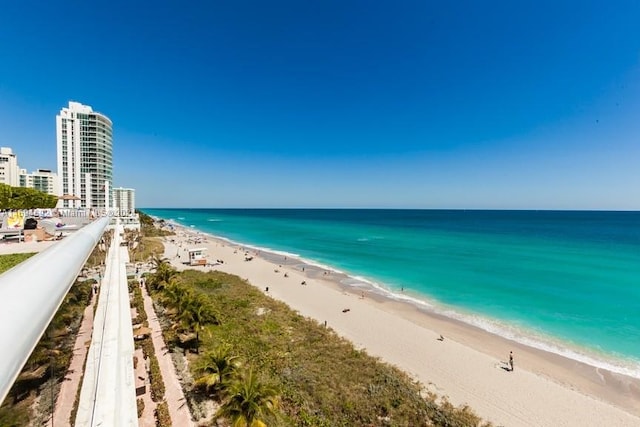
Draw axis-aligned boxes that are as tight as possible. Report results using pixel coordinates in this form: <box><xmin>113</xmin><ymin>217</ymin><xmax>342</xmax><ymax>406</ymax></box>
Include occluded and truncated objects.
<box><xmin>19</xmin><ymin>168</ymin><xmax>61</xmax><ymax>196</ymax></box>
<box><xmin>0</xmin><ymin>147</ymin><xmax>19</xmax><ymax>186</ymax></box>
<box><xmin>56</xmin><ymin>101</ymin><xmax>113</xmax><ymax>208</ymax></box>
<box><xmin>113</xmin><ymin>187</ymin><xmax>135</xmax><ymax>212</ymax></box>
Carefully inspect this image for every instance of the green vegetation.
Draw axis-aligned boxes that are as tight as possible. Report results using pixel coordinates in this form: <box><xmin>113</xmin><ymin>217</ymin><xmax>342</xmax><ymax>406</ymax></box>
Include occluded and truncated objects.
<box><xmin>0</xmin><ymin>253</ymin><xmax>39</xmax><ymax>425</ymax></box>
<box><xmin>216</xmin><ymin>369</ymin><xmax>280</xmax><ymax>427</ymax></box>
<box><xmin>137</xmin><ymin>398</ymin><xmax>145</xmax><ymax>418</ymax></box>
<box><xmin>147</xmin><ymin>257</ymin><xmax>218</xmax><ymax>356</ymax></box>
<box><xmin>0</xmin><ymin>275</ymin><xmax>95</xmax><ymax>424</ymax></box>
<box><xmin>0</xmin><ymin>183</ymin><xmax>58</xmax><ymax>209</ymax></box>
<box><xmin>149</xmin><ymin>354</ymin><xmax>165</xmax><ymax>402</ymax></box>
<box><xmin>125</xmin><ymin>227</ymin><xmax>165</xmax><ymax>263</ymax></box>
<box><xmin>146</xmin><ymin>258</ymin><xmax>489</xmax><ymax>427</ymax></box>
<box><xmin>0</xmin><ymin>250</ymin><xmax>103</xmax><ymax>425</ymax></box>
<box><xmin>139</xmin><ymin>324</ymin><xmax>165</xmax><ymax>403</ymax></box>
<box><xmin>193</xmin><ymin>345</ymin><xmax>240</xmax><ymax>399</ymax></box>
<box><xmin>137</xmin><ymin>210</ymin><xmax>174</xmax><ymax>237</ymax></box>
<box><xmin>155</xmin><ymin>401</ymin><xmax>171</xmax><ymax>427</ymax></box>
<box><xmin>85</xmin><ymin>230</ymin><xmax>112</xmax><ymax>268</ymax></box>
<box><xmin>147</xmin><ymin>256</ymin><xmax>178</xmax><ymax>292</ymax></box>
<box><xmin>0</xmin><ymin>253</ymin><xmax>35</xmax><ymax>274</ymax></box>
<box><xmin>130</xmin><ymin>279</ymin><xmax>147</xmax><ymax>325</ymax></box>
<box><xmin>130</xmin><ymin>272</ymin><xmax>169</xmax><ymax>427</ymax></box>
<box><xmin>132</xmin><ymin>237</ymin><xmax>165</xmax><ymax>263</ymax></box>
<box><xmin>0</xmin><ymin>404</ymin><xmax>28</xmax><ymax>427</ymax></box>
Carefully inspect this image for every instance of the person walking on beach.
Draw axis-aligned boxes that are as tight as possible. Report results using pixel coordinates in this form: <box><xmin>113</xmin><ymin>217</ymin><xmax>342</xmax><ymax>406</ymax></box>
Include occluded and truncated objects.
<box><xmin>509</xmin><ymin>351</ymin><xmax>514</xmax><ymax>371</ymax></box>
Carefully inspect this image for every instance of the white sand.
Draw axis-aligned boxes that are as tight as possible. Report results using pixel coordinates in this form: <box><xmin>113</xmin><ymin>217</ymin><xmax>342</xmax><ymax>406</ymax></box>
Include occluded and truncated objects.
<box><xmin>160</xmin><ymin>227</ymin><xmax>640</xmax><ymax>427</ymax></box>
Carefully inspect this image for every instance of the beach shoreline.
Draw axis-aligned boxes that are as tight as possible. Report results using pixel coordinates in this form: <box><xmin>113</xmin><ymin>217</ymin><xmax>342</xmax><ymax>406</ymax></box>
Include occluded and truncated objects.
<box><xmin>159</xmin><ymin>222</ymin><xmax>640</xmax><ymax>426</ymax></box>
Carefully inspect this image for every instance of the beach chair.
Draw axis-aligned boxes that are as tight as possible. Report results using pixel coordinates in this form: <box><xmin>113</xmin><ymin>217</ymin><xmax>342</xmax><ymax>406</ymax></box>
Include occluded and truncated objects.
<box><xmin>0</xmin><ymin>213</ymin><xmax>25</xmax><ymax>242</ymax></box>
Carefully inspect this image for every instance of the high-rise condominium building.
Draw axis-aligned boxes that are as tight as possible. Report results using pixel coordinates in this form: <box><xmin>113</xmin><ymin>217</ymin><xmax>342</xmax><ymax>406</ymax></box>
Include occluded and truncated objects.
<box><xmin>56</xmin><ymin>101</ymin><xmax>113</xmax><ymax>208</ymax></box>
<box><xmin>113</xmin><ymin>187</ymin><xmax>136</xmax><ymax>212</ymax></box>
<box><xmin>0</xmin><ymin>147</ymin><xmax>19</xmax><ymax>186</ymax></box>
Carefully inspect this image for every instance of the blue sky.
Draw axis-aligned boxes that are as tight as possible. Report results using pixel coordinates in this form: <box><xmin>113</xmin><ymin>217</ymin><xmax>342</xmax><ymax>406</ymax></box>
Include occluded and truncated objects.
<box><xmin>0</xmin><ymin>1</ymin><xmax>638</xmax><ymax>209</ymax></box>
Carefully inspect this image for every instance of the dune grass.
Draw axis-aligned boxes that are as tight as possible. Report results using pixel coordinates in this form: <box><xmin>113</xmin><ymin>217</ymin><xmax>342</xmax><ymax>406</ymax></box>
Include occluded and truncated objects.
<box><xmin>155</xmin><ymin>269</ymin><xmax>489</xmax><ymax>426</ymax></box>
<box><xmin>138</xmin><ymin>210</ymin><xmax>175</xmax><ymax>238</ymax></box>
<box><xmin>130</xmin><ymin>237</ymin><xmax>165</xmax><ymax>263</ymax></box>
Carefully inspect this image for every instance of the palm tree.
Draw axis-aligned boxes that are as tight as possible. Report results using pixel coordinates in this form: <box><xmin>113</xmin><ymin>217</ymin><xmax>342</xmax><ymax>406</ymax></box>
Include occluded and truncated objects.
<box><xmin>153</xmin><ymin>266</ymin><xmax>177</xmax><ymax>292</ymax></box>
<box><xmin>148</xmin><ymin>256</ymin><xmax>177</xmax><ymax>292</ymax></box>
<box><xmin>178</xmin><ymin>294</ymin><xmax>217</xmax><ymax>352</ymax></box>
<box><xmin>216</xmin><ymin>370</ymin><xmax>279</xmax><ymax>427</ymax></box>
<box><xmin>193</xmin><ymin>345</ymin><xmax>240</xmax><ymax>398</ymax></box>
<box><xmin>161</xmin><ymin>282</ymin><xmax>190</xmax><ymax>315</ymax></box>
<box><xmin>150</xmin><ymin>255</ymin><xmax>169</xmax><ymax>270</ymax></box>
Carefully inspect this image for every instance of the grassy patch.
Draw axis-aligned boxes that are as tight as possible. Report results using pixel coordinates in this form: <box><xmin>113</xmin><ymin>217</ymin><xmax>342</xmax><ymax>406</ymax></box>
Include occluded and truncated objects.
<box><xmin>0</xmin><ymin>253</ymin><xmax>35</xmax><ymax>274</ymax></box>
<box><xmin>131</xmin><ymin>237</ymin><xmax>164</xmax><ymax>263</ymax></box>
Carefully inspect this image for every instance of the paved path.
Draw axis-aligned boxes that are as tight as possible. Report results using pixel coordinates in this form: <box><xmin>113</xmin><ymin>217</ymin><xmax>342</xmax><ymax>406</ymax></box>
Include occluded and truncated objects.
<box><xmin>135</xmin><ymin>347</ymin><xmax>156</xmax><ymax>427</ymax></box>
<box><xmin>0</xmin><ymin>240</ymin><xmax>58</xmax><ymax>255</ymax></box>
<box><xmin>52</xmin><ymin>291</ymin><xmax>97</xmax><ymax>426</ymax></box>
<box><xmin>141</xmin><ymin>283</ymin><xmax>194</xmax><ymax>426</ymax></box>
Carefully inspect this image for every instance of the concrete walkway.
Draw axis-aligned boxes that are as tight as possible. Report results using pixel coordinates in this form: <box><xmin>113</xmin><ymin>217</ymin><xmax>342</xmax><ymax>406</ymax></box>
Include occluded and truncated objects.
<box><xmin>0</xmin><ymin>240</ymin><xmax>58</xmax><ymax>255</ymax></box>
<box><xmin>141</xmin><ymin>283</ymin><xmax>194</xmax><ymax>426</ymax></box>
<box><xmin>135</xmin><ymin>347</ymin><xmax>156</xmax><ymax>427</ymax></box>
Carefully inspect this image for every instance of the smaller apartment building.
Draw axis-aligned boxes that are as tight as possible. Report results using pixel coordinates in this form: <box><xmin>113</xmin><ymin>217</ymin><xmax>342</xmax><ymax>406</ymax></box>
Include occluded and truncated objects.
<box><xmin>19</xmin><ymin>169</ymin><xmax>60</xmax><ymax>196</ymax></box>
<box><xmin>113</xmin><ymin>187</ymin><xmax>135</xmax><ymax>213</ymax></box>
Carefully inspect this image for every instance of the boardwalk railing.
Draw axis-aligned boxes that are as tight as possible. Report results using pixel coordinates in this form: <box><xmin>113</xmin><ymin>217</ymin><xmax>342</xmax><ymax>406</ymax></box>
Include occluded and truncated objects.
<box><xmin>0</xmin><ymin>217</ymin><xmax>109</xmax><ymax>404</ymax></box>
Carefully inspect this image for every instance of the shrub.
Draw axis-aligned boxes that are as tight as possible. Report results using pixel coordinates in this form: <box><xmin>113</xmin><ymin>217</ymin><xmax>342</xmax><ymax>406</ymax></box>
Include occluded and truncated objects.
<box><xmin>137</xmin><ymin>398</ymin><xmax>145</xmax><ymax>418</ymax></box>
<box><xmin>155</xmin><ymin>401</ymin><xmax>171</xmax><ymax>427</ymax></box>
<box><xmin>149</xmin><ymin>354</ymin><xmax>165</xmax><ymax>402</ymax></box>
<box><xmin>131</xmin><ymin>283</ymin><xmax>147</xmax><ymax>324</ymax></box>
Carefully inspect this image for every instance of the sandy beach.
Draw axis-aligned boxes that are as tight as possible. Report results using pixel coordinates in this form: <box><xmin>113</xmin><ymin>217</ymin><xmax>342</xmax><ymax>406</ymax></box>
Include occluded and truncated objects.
<box><xmin>161</xmin><ymin>224</ymin><xmax>640</xmax><ymax>427</ymax></box>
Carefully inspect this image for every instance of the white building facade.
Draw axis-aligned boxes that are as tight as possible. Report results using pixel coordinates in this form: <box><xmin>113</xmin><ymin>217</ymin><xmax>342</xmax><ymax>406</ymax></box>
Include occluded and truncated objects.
<box><xmin>113</xmin><ymin>187</ymin><xmax>135</xmax><ymax>213</ymax></box>
<box><xmin>0</xmin><ymin>147</ymin><xmax>19</xmax><ymax>186</ymax></box>
<box><xmin>56</xmin><ymin>101</ymin><xmax>113</xmax><ymax>208</ymax></box>
<box><xmin>19</xmin><ymin>169</ymin><xmax>61</xmax><ymax>196</ymax></box>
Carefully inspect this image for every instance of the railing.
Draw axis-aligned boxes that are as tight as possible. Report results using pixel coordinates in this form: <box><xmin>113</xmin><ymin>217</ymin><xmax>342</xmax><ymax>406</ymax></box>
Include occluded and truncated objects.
<box><xmin>0</xmin><ymin>217</ymin><xmax>109</xmax><ymax>404</ymax></box>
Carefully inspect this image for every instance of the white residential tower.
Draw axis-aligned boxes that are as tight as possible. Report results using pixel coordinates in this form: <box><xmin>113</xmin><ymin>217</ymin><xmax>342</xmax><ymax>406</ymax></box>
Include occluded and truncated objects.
<box><xmin>56</xmin><ymin>101</ymin><xmax>113</xmax><ymax>208</ymax></box>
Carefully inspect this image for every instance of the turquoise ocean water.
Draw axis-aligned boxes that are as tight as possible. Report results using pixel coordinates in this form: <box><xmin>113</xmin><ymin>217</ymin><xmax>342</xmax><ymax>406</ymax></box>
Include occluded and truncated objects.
<box><xmin>144</xmin><ymin>209</ymin><xmax>640</xmax><ymax>377</ymax></box>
